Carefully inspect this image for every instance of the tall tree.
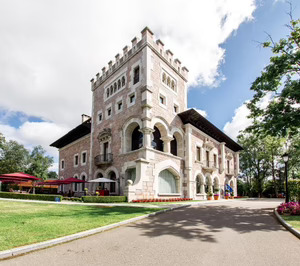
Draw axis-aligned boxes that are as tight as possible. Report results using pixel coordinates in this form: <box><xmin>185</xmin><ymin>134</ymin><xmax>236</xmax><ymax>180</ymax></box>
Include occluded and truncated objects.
<box><xmin>26</xmin><ymin>145</ymin><xmax>54</xmax><ymax>180</ymax></box>
<box><xmin>238</xmin><ymin>133</ymin><xmax>271</xmax><ymax>197</ymax></box>
<box><xmin>246</xmin><ymin>16</ymin><xmax>300</xmax><ymax>137</ymax></box>
<box><xmin>0</xmin><ymin>140</ymin><xmax>30</xmax><ymax>174</ymax></box>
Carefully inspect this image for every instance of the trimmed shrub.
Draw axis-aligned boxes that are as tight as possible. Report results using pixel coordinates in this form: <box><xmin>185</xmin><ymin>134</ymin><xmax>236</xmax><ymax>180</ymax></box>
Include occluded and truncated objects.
<box><xmin>0</xmin><ymin>192</ymin><xmax>63</xmax><ymax>202</ymax></box>
<box><xmin>82</xmin><ymin>196</ymin><xmax>127</xmax><ymax>203</ymax></box>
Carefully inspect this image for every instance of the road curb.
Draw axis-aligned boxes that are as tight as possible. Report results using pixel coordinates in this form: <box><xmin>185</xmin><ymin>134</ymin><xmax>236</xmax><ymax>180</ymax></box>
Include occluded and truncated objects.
<box><xmin>274</xmin><ymin>209</ymin><xmax>300</xmax><ymax>239</ymax></box>
<box><xmin>0</xmin><ymin>204</ymin><xmax>188</xmax><ymax>260</ymax></box>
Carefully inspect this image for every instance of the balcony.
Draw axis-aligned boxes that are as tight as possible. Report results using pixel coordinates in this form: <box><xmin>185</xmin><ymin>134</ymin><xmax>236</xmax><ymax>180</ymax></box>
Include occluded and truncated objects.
<box><xmin>202</xmin><ymin>161</ymin><xmax>218</xmax><ymax>172</ymax></box>
<box><xmin>94</xmin><ymin>153</ymin><xmax>113</xmax><ymax>166</ymax></box>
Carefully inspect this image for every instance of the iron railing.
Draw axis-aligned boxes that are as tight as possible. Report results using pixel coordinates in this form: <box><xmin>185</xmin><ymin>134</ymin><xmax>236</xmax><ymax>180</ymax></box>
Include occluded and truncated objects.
<box><xmin>94</xmin><ymin>153</ymin><xmax>113</xmax><ymax>166</ymax></box>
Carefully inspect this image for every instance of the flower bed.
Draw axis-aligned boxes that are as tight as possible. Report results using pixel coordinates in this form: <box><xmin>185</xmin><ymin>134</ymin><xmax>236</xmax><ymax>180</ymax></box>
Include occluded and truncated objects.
<box><xmin>132</xmin><ymin>198</ymin><xmax>192</xmax><ymax>203</ymax></box>
<box><xmin>277</xmin><ymin>202</ymin><xmax>300</xmax><ymax>216</ymax></box>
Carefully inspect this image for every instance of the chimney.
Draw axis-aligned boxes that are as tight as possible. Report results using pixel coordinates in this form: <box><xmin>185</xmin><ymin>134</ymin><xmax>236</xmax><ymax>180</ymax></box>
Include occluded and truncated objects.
<box><xmin>81</xmin><ymin>114</ymin><xmax>91</xmax><ymax>123</ymax></box>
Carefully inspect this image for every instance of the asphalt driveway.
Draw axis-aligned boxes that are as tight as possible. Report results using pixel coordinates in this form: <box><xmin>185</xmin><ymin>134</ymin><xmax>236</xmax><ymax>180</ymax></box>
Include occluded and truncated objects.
<box><xmin>2</xmin><ymin>199</ymin><xmax>299</xmax><ymax>266</ymax></box>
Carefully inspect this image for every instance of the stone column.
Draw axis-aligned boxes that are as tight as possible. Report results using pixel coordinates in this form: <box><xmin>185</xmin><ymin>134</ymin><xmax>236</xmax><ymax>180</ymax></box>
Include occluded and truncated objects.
<box><xmin>161</xmin><ymin>135</ymin><xmax>174</xmax><ymax>153</ymax></box>
<box><xmin>220</xmin><ymin>142</ymin><xmax>226</xmax><ymax>173</ymax></box>
<box><xmin>200</xmin><ymin>183</ymin><xmax>205</xmax><ymax>194</ymax></box>
<box><xmin>139</xmin><ymin>127</ymin><xmax>154</xmax><ymax>148</ymax></box>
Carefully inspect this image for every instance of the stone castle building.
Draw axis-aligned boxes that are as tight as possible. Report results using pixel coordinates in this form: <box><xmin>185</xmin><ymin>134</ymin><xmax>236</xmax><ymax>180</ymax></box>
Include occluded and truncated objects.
<box><xmin>50</xmin><ymin>27</ymin><xmax>243</xmax><ymax>201</ymax></box>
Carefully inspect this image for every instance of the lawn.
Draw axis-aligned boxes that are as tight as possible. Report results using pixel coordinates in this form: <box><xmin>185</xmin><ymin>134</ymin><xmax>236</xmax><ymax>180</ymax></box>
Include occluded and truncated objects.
<box><xmin>281</xmin><ymin>216</ymin><xmax>300</xmax><ymax>231</ymax></box>
<box><xmin>0</xmin><ymin>200</ymin><xmax>161</xmax><ymax>251</ymax></box>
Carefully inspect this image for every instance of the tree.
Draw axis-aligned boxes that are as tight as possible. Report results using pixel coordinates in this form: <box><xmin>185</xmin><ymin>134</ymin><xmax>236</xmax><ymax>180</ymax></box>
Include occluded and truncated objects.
<box><xmin>246</xmin><ymin>16</ymin><xmax>300</xmax><ymax>137</ymax></box>
<box><xmin>48</xmin><ymin>171</ymin><xmax>58</xmax><ymax>180</ymax></box>
<box><xmin>0</xmin><ymin>140</ymin><xmax>30</xmax><ymax>174</ymax></box>
<box><xmin>238</xmin><ymin>133</ymin><xmax>271</xmax><ymax>197</ymax></box>
<box><xmin>26</xmin><ymin>145</ymin><xmax>54</xmax><ymax>180</ymax></box>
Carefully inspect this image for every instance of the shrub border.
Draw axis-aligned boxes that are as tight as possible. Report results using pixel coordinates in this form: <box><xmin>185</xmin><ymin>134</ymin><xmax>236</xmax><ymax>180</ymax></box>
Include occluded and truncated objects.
<box><xmin>274</xmin><ymin>209</ymin><xmax>300</xmax><ymax>239</ymax></box>
<box><xmin>0</xmin><ymin>192</ymin><xmax>62</xmax><ymax>202</ymax></box>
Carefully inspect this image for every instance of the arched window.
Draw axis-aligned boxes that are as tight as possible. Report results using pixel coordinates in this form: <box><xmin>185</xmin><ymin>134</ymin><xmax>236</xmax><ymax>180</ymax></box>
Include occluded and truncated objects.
<box><xmin>205</xmin><ymin>177</ymin><xmax>209</xmax><ymax>193</ymax></box>
<box><xmin>196</xmin><ymin>176</ymin><xmax>201</xmax><ymax>194</ymax></box>
<box><xmin>159</xmin><ymin>169</ymin><xmax>179</xmax><ymax>194</ymax></box>
<box><xmin>97</xmin><ymin>172</ymin><xmax>103</xmax><ymax>189</ymax></box>
<box><xmin>167</xmin><ymin>77</ymin><xmax>171</xmax><ymax>86</ymax></box>
<box><xmin>114</xmin><ymin>82</ymin><xmax>117</xmax><ymax>93</ymax></box>
<box><xmin>170</xmin><ymin>136</ymin><xmax>177</xmax><ymax>156</ymax></box>
<box><xmin>118</xmin><ymin>79</ymin><xmax>121</xmax><ymax>89</ymax></box>
<box><xmin>110</xmin><ymin>85</ymin><xmax>113</xmax><ymax>95</ymax></box>
<box><xmin>122</xmin><ymin>76</ymin><xmax>125</xmax><ymax>87</ymax></box>
<box><xmin>106</xmin><ymin>88</ymin><xmax>109</xmax><ymax>98</ymax></box>
<box><xmin>171</xmin><ymin>80</ymin><xmax>175</xmax><ymax>90</ymax></box>
<box><xmin>108</xmin><ymin>171</ymin><xmax>116</xmax><ymax>193</ymax></box>
<box><xmin>131</xmin><ymin>126</ymin><xmax>143</xmax><ymax>151</ymax></box>
<box><xmin>152</xmin><ymin>126</ymin><xmax>163</xmax><ymax>151</ymax></box>
<box><xmin>162</xmin><ymin>73</ymin><xmax>166</xmax><ymax>83</ymax></box>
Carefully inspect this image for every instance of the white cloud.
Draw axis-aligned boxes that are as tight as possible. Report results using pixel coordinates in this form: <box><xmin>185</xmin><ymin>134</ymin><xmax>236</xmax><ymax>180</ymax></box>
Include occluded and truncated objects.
<box><xmin>223</xmin><ymin>93</ymin><xmax>273</xmax><ymax>140</ymax></box>
<box><xmin>0</xmin><ymin>0</ymin><xmax>256</xmax><ymax>127</ymax></box>
<box><xmin>0</xmin><ymin>122</ymin><xmax>70</xmax><ymax>173</ymax></box>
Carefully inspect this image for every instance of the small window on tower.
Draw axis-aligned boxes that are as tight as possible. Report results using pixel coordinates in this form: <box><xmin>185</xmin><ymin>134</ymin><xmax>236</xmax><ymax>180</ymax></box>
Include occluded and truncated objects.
<box><xmin>122</xmin><ymin>76</ymin><xmax>125</xmax><ymax>87</ymax></box>
<box><xmin>118</xmin><ymin>101</ymin><xmax>122</xmax><ymax>110</ymax></box>
<box><xmin>98</xmin><ymin>113</ymin><xmax>102</xmax><ymax>122</ymax></box>
<box><xmin>129</xmin><ymin>94</ymin><xmax>135</xmax><ymax>103</ymax></box>
<box><xmin>133</xmin><ymin>66</ymin><xmax>140</xmax><ymax>84</ymax></box>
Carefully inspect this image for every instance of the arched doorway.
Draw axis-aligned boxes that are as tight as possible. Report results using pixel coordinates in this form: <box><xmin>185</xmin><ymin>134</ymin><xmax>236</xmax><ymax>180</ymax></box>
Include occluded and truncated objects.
<box><xmin>108</xmin><ymin>171</ymin><xmax>116</xmax><ymax>194</ymax></box>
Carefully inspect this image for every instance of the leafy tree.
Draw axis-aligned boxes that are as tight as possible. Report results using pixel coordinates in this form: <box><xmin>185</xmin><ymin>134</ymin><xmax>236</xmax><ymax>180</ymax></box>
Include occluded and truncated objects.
<box><xmin>246</xmin><ymin>16</ymin><xmax>300</xmax><ymax>137</ymax></box>
<box><xmin>0</xmin><ymin>140</ymin><xmax>30</xmax><ymax>174</ymax></box>
<box><xmin>48</xmin><ymin>171</ymin><xmax>58</xmax><ymax>180</ymax></box>
<box><xmin>26</xmin><ymin>145</ymin><xmax>54</xmax><ymax>180</ymax></box>
<box><xmin>238</xmin><ymin>133</ymin><xmax>271</xmax><ymax>197</ymax></box>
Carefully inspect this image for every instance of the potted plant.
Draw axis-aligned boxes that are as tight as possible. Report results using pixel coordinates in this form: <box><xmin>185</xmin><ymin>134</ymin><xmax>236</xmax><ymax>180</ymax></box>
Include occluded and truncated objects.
<box><xmin>225</xmin><ymin>190</ymin><xmax>229</xmax><ymax>199</ymax></box>
<box><xmin>214</xmin><ymin>188</ymin><xmax>220</xmax><ymax>200</ymax></box>
<box><xmin>207</xmin><ymin>189</ymin><xmax>213</xmax><ymax>200</ymax></box>
<box><xmin>231</xmin><ymin>191</ymin><xmax>234</xmax><ymax>199</ymax></box>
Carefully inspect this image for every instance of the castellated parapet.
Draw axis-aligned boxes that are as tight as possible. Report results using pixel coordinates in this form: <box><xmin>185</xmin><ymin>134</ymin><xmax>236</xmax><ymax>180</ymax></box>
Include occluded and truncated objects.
<box><xmin>90</xmin><ymin>27</ymin><xmax>189</xmax><ymax>90</ymax></box>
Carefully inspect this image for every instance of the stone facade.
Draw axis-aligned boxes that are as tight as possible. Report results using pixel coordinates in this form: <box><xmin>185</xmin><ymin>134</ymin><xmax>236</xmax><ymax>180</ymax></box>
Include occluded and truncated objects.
<box><xmin>52</xmin><ymin>27</ymin><xmax>242</xmax><ymax>201</ymax></box>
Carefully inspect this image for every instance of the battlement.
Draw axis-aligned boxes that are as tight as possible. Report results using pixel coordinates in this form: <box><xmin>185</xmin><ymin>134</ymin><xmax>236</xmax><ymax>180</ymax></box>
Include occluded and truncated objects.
<box><xmin>91</xmin><ymin>27</ymin><xmax>188</xmax><ymax>90</ymax></box>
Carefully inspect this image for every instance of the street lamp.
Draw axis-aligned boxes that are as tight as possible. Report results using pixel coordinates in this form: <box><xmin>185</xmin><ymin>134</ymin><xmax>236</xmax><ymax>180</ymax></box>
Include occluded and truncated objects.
<box><xmin>282</xmin><ymin>153</ymin><xmax>289</xmax><ymax>203</ymax></box>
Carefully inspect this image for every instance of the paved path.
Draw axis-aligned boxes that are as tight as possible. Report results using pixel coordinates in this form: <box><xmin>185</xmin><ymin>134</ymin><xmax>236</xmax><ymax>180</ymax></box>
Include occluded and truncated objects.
<box><xmin>2</xmin><ymin>199</ymin><xmax>299</xmax><ymax>266</ymax></box>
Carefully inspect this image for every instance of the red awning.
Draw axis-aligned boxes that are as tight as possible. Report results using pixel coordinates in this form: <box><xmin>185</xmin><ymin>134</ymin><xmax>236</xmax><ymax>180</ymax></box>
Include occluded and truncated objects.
<box><xmin>0</xmin><ymin>172</ymin><xmax>40</xmax><ymax>181</ymax></box>
<box><xmin>64</xmin><ymin>177</ymin><xmax>86</xmax><ymax>183</ymax></box>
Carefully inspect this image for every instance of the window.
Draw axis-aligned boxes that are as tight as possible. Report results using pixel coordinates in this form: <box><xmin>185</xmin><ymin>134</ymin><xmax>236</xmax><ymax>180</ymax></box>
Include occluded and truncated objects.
<box><xmin>118</xmin><ymin>79</ymin><xmax>121</xmax><ymax>89</ymax></box>
<box><xmin>159</xmin><ymin>94</ymin><xmax>166</xmax><ymax>106</ymax></box>
<box><xmin>196</xmin><ymin>147</ymin><xmax>201</xmax><ymax>161</ymax></box>
<box><xmin>162</xmin><ymin>72</ymin><xmax>166</xmax><ymax>83</ymax></box>
<box><xmin>174</xmin><ymin>104</ymin><xmax>178</xmax><ymax>113</ymax></box>
<box><xmin>74</xmin><ymin>176</ymin><xmax>78</xmax><ymax>191</ymax></box>
<box><xmin>133</xmin><ymin>66</ymin><xmax>140</xmax><ymax>84</ymax></box>
<box><xmin>159</xmin><ymin>96</ymin><xmax>164</xmax><ymax>104</ymax></box>
<box><xmin>74</xmin><ymin>154</ymin><xmax>79</xmax><ymax>167</ymax></box>
<box><xmin>98</xmin><ymin>112</ymin><xmax>102</xmax><ymax>122</ymax></box>
<box><xmin>159</xmin><ymin>169</ymin><xmax>179</xmax><ymax>194</ymax></box>
<box><xmin>167</xmin><ymin>77</ymin><xmax>171</xmax><ymax>86</ymax></box>
<box><xmin>118</xmin><ymin>101</ymin><xmax>123</xmax><ymax>110</ymax></box>
<box><xmin>114</xmin><ymin>82</ymin><xmax>117</xmax><ymax>93</ymax></box>
<box><xmin>122</xmin><ymin>76</ymin><xmax>125</xmax><ymax>86</ymax></box>
<box><xmin>106</xmin><ymin>88</ymin><xmax>109</xmax><ymax>98</ymax></box>
<box><xmin>107</xmin><ymin>107</ymin><xmax>112</xmax><ymax>117</ymax></box>
<box><xmin>82</xmin><ymin>152</ymin><xmax>87</xmax><ymax>165</ymax></box>
<box><xmin>110</xmin><ymin>86</ymin><xmax>113</xmax><ymax>95</ymax></box>
<box><xmin>206</xmin><ymin>150</ymin><xmax>209</xmax><ymax>167</ymax></box>
<box><xmin>213</xmin><ymin>154</ymin><xmax>217</xmax><ymax>167</ymax></box>
<box><xmin>61</xmin><ymin>160</ymin><xmax>65</xmax><ymax>170</ymax></box>
<box><xmin>129</xmin><ymin>94</ymin><xmax>135</xmax><ymax>103</ymax></box>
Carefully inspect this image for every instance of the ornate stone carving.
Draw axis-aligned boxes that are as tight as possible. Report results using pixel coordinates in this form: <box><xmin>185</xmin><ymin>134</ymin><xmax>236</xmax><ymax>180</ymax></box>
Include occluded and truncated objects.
<box><xmin>97</xmin><ymin>128</ymin><xmax>112</xmax><ymax>143</ymax></box>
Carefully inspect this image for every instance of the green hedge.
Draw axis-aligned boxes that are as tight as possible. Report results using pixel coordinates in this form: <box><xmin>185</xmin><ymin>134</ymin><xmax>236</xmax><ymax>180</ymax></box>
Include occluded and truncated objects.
<box><xmin>82</xmin><ymin>196</ymin><xmax>127</xmax><ymax>203</ymax></box>
<box><xmin>288</xmin><ymin>180</ymin><xmax>300</xmax><ymax>202</ymax></box>
<box><xmin>0</xmin><ymin>192</ymin><xmax>63</xmax><ymax>202</ymax></box>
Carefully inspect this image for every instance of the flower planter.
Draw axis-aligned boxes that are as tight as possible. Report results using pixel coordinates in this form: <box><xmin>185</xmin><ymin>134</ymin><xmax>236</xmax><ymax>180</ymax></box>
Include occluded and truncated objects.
<box><xmin>207</xmin><ymin>196</ymin><xmax>213</xmax><ymax>200</ymax></box>
<box><xmin>214</xmin><ymin>195</ymin><xmax>219</xmax><ymax>200</ymax></box>
<box><xmin>225</xmin><ymin>196</ymin><xmax>229</xmax><ymax>200</ymax></box>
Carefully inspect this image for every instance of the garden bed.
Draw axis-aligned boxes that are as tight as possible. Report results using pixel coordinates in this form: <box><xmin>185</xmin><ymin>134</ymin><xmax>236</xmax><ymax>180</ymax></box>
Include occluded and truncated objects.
<box><xmin>132</xmin><ymin>198</ymin><xmax>192</xmax><ymax>203</ymax></box>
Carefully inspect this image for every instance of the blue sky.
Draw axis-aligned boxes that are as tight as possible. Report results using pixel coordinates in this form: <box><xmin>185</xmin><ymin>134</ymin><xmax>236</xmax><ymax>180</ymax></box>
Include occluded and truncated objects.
<box><xmin>189</xmin><ymin>0</ymin><xmax>300</xmax><ymax>130</ymax></box>
<box><xmin>0</xmin><ymin>0</ymin><xmax>298</xmax><ymax>173</ymax></box>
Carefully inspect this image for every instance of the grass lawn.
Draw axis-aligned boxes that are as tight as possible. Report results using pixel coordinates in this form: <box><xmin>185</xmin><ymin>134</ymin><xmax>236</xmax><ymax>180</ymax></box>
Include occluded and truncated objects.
<box><xmin>0</xmin><ymin>200</ymin><xmax>162</xmax><ymax>251</ymax></box>
<box><xmin>281</xmin><ymin>215</ymin><xmax>300</xmax><ymax>230</ymax></box>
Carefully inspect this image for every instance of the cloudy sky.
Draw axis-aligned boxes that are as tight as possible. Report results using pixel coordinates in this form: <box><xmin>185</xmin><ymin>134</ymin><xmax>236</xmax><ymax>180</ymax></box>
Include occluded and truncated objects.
<box><xmin>0</xmin><ymin>0</ymin><xmax>298</xmax><ymax>172</ymax></box>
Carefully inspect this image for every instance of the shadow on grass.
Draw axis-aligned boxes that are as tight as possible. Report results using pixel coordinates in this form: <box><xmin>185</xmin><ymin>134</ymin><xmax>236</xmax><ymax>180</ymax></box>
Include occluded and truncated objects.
<box><xmin>127</xmin><ymin>203</ymin><xmax>284</xmax><ymax>243</ymax></box>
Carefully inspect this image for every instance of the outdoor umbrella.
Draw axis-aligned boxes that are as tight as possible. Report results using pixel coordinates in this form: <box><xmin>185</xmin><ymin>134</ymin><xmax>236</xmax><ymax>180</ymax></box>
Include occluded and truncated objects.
<box><xmin>0</xmin><ymin>172</ymin><xmax>40</xmax><ymax>181</ymax></box>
